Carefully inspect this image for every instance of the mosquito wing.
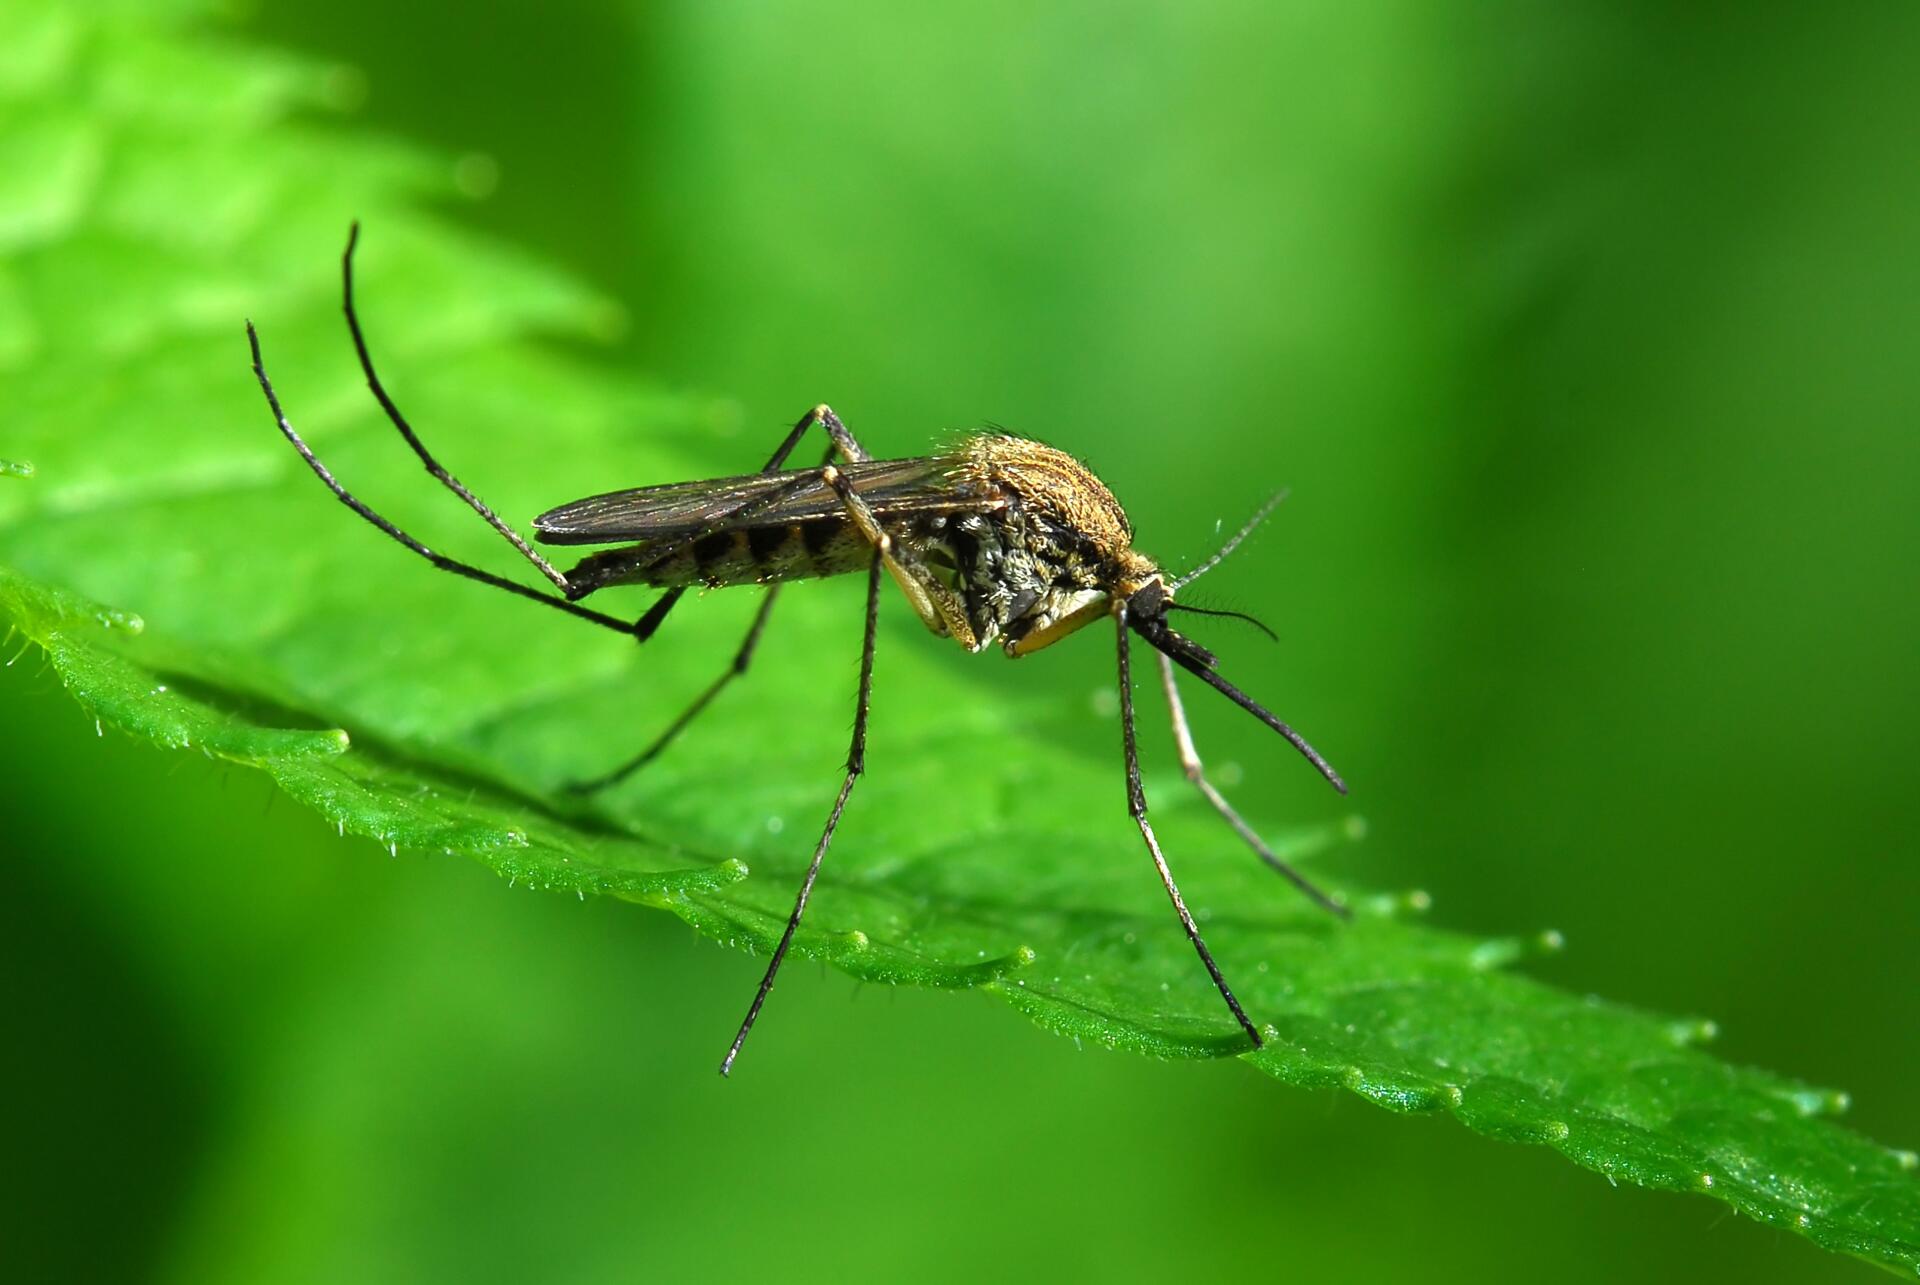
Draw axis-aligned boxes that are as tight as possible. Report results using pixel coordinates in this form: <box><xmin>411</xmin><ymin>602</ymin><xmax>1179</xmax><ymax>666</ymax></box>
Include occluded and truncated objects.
<box><xmin>533</xmin><ymin>455</ymin><xmax>995</xmax><ymax>546</ymax></box>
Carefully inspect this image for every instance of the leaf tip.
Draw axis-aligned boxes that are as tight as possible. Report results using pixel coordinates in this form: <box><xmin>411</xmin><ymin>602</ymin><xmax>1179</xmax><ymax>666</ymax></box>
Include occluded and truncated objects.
<box><xmin>0</xmin><ymin>458</ymin><xmax>33</xmax><ymax>479</ymax></box>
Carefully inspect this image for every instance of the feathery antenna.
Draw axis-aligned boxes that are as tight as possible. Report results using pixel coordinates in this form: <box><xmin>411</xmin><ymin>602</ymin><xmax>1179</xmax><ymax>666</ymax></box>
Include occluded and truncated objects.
<box><xmin>1166</xmin><ymin>601</ymin><xmax>1278</xmax><ymax>642</ymax></box>
<box><xmin>1172</xmin><ymin>489</ymin><xmax>1288</xmax><ymax>591</ymax></box>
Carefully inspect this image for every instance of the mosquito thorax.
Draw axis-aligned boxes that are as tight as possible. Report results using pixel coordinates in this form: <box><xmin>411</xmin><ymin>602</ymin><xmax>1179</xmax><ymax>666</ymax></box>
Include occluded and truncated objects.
<box><xmin>912</xmin><ymin>435</ymin><xmax>1161</xmax><ymax>655</ymax></box>
<box><xmin>951</xmin><ymin>435</ymin><xmax>1134</xmax><ymax>557</ymax></box>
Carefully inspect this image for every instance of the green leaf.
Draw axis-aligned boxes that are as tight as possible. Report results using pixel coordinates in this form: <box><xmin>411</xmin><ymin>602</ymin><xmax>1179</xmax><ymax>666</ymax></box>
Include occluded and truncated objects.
<box><xmin>3</xmin><ymin>3</ymin><xmax>1916</xmax><ymax>1274</ymax></box>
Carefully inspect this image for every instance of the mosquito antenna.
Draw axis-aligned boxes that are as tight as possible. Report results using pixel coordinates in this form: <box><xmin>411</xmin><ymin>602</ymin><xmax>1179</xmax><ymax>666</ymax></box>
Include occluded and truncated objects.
<box><xmin>1143</xmin><ymin>623</ymin><xmax>1347</xmax><ymax>794</ymax></box>
<box><xmin>1166</xmin><ymin>601</ymin><xmax>1278</xmax><ymax>643</ymax></box>
<box><xmin>1171</xmin><ymin>489</ymin><xmax>1288</xmax><ymax>592</ymax></box>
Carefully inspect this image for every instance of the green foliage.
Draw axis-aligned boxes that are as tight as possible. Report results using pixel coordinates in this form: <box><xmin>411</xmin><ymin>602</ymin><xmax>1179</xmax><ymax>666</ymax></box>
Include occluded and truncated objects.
<box><xmin>3</xmin><ymin>2</ymin><xmax>1916</xmax><ymax>1275</ymax></box>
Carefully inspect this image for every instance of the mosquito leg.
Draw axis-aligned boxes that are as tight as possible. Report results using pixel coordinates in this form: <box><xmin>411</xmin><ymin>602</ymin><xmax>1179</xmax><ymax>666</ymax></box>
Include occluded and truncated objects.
<box><xmin>246</xmin><ymin>322</ymin><xmax>643</xmax><ymax>636</ymax></box>
<box><xmin>586</xmin><ymin>405</ymin><xmax>949</xmax><ymax>798</ymax></box>
<box><xmin>808</xmin><ymin>403</ymin><xmax>874</xmax><ymax>463</ymax></box>
<box><xmin>1115</xmin><ymin>605</ymin><xmax>1264</xmax><ymax>1051</ymax></box>
<box><xmin>569</xmin><ymin>588</ymin><xmax>783</xmax><ymax>792</ymax></box>
<box><xmin>815</xmin><ymin>452</ymin><xmax>977</xmax><ymax>647</ymax></box>
<box><xmin>340</xmin><ymin>222</ymin><xmax>576</xmax><ymax>594</ymax></box>
<box><xmin>1155</xmin><ymin>649</ymin><xmax>1348</xmax><ymax>919</ymax></box>
<box><xmin>573</xmin><ymin>427</ymin><xmax>851</xmax><ymax>790</ymax></box>
<box><xmin>719</xmin><ymin>550</ymin><xmax>882</xmax><ymax>1076</ymax></box>
<box><xmin>342</xmin><ymin>236</ymin><xmax>862</xmax><ymax>639</ymax></box>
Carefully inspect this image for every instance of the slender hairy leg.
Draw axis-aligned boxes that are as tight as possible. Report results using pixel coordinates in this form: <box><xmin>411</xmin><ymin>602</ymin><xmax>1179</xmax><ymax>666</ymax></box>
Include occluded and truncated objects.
<box><xmin>616</xmin><ymin>408</ymin><xmax>965</xmax><ymax>794</ymax></box>
<box><xmin>813</xmin><ymin>437</ymin><xmax>978</xmax><ymax>648</ymax></box>
<box><xmin>571</xmin><ymin>458</ymin><xmax>840</xmax><ymax>792</ymax></box>
<box><xmin>246</xmin><ymin>322</ymin><xmax>644</xmax><ymax>636</ymax></box>
<box><xmin>259</xmin><ymin>231</ymin><xmax>898</xmax><ymax>818</ymax></box>
<box><xmin>1115</xmin><ymin>605</ymin><xmax>1264</xmax><ymax>1050</ymax></box>
<box><xmin>719</xmin><ymin>551</ymin><xmax>882</xmax><ymax>1076</ymax></box>
<box><xmin>340</xmin><ymin>222</ymin><xmax>576</xmax><ymax>593</ymax></box>
<box><xmin>265</xmin><ymin>227</ymin><xmax>864</xmax><ymax>641</ymax></box>
<box><xmin>1155</xmin><ymin>650</ymin><xmax>1348</xmax><ymax>918</ymax></box>
<box><xmin>568</xmin><ymin>590</ymin><xmax>781</xmax><ymax>793</ymax></box>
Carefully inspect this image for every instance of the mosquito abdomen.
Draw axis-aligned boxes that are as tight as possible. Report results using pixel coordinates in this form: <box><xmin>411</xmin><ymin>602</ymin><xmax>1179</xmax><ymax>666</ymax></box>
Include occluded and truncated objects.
<box><xmin>562</xmin><ymin>518</ymin><xmax>870</xmax><ymax>596</ymax></box>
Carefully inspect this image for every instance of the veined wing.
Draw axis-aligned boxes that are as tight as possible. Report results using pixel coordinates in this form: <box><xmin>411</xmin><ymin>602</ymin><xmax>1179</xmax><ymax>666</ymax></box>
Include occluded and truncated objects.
<box><xmin>533</xmin><ymin>455</ymin><xmax>996</xmax><ymax>546</ymax></box>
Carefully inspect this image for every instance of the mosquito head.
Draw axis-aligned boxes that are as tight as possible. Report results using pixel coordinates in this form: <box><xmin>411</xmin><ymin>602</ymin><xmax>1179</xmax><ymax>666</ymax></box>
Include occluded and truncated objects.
<box><xmin>1124</xmin><ymin>577</ymin><xmax>1220</xmax><ymax>670</ymax></box>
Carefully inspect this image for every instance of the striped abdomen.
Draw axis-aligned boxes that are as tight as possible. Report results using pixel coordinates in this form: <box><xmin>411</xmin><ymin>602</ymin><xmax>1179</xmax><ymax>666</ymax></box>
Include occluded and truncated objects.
<box><xmin>562</xmin><ymin>518</ymin><xmax>871</xmax><ymax>596</ymax></box>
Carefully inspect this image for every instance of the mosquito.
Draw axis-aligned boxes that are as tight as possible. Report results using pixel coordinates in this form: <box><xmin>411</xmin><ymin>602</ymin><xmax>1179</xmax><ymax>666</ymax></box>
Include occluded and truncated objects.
<box><xmin>245</xmin><ymin>224</ymin><xmax>1349</xmax><ymax>1076</ymax></box>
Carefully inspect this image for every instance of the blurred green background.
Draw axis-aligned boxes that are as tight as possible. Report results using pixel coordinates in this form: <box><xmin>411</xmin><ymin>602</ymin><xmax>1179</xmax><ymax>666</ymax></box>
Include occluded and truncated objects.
<box><xmin>4</xmin><ymin>2</ymin><xmax>1916</xmax><ymax>1281</ymax></box>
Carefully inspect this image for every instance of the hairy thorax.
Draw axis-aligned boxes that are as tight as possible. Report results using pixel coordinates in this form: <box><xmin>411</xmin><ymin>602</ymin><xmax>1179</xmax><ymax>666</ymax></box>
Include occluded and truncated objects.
<box><xmin>906</xmin><ymin>436</ymin><xmax>1158</xmax><ymax>653</ymax></box>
